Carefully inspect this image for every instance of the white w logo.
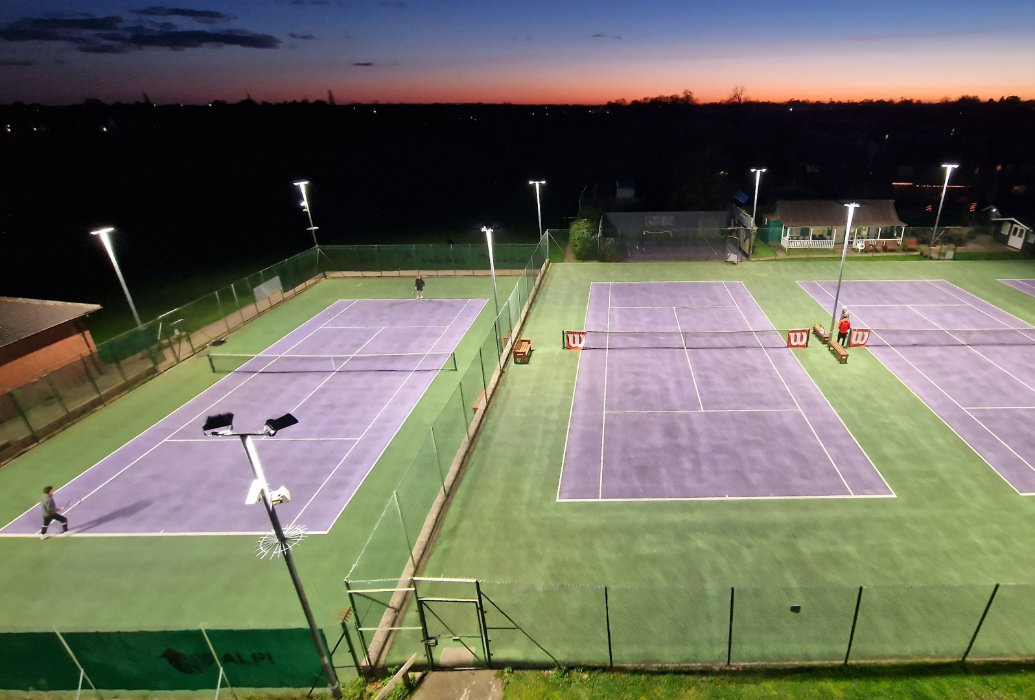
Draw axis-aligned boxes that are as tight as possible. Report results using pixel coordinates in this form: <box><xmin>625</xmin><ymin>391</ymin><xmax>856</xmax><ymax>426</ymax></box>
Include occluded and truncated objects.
<box><xmin>786</xmin><ymin>330</ymin><xmax>809</xmax><ymax>348</ymax></box>
<box><xmin>850</xmin><ymin>329</ymin><xmax>871</xmax><ymax>347</ymax></box>
<box><xmin>565</xmin><ymin>330</ymin><xmax>587</xmax><ymax>349</ymax></box>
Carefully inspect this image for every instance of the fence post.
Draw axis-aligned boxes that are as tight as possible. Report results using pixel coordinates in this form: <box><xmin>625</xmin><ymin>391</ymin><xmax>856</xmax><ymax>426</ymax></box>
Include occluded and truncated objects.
<box><xmin>962</xmin><ymin>583</ymin><xmax>1000</xmax><ymax>662</ymax></box>
<box><xmin>844</xmin><ymin>585</ymin><xmax>864</xmax><ymax>664</ymax></box>
<box><xmin>474</xmin><ymin>580</ymin><xmax>493</xmax><ymax>669</ymax></box>
<box><xmin>726</xmin><ymin>587</ymin><xmax>734</xmax><ymax>666</ymax></box>
<box><xmin>604</xmin><ymin>585</ymin><xmax>613</xmax><ymax>667</ymax></box>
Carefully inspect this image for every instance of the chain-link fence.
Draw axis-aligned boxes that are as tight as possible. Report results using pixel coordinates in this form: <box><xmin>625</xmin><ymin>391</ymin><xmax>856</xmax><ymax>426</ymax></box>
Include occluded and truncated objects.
<box><xmin>344</xmin><ymin>578</ymin><xmax>1035</xmax><ymax>671</ymax></box>
<box><xmin>1</xmin><ymin>243</ymin><xmax>542</xmax><ymax>465</ymax></box>
<box><xmin>342</xmin><ymin>239</ymin><xmax>550</xmax><ymax>666</ymax></box>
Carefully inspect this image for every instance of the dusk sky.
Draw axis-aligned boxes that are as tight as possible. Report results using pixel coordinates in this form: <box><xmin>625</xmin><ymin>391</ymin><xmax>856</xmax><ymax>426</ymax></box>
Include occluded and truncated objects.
<box><xmin>2</xmin><ymin>1</ymin><xmax>1035</xmax><ymax>105</ymax></box>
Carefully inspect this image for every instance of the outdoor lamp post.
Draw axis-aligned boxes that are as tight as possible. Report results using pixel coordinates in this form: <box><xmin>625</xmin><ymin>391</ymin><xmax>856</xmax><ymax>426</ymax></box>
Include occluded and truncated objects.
<box><xmin>529</xmin><ymin>180</ymin><xmax>546</xmax><ymax>240</ymax></box>
<box><xmin>930</xmin><ymin>163</ymin><xmax>958</xmax><ymax>251</ymax></box>
<box><xmin>750</xmin><ymin>168</ymin><xmax>766</xmax><ymax>225</ymax></box>
<box><xmin>481</xmin><ymin>226</ymin><xmax>502</xmax><ymax>352</ymax></box>
<box><xmin>829</xmin><ymin>203</ymin><xmax>860</xmax><ymax>335</ymax></box>
<box><xmin>202</xmin><ymin>412</ymin><xmax>343</xmax><ymax>700</ymax></box>
<box><xmin>90</xmin><ymin>226</ymin><xmax>142</xmax><ymax>327</ymax></box>
<box><xmin>293</xmin><ymin>180</ymin><xmax>320</xmax><ymax>248</ymax></box>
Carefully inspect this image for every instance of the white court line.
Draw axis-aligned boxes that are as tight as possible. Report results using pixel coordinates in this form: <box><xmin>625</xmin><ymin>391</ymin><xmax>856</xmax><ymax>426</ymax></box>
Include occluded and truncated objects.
<box><xmin>555</xmin><ymin>284</ymin><xmax>597</xmax><ymax>502</ymax></box>
<box><xmin>674</xmin><ymin>306</ymin><xmax>704</xmax><ymax>412</ymax></box>
<box><xmin>605</xmin><ymin>408</ymin><xmax>800</xmax><ymax>414</ymax></box>
<box><xmin>598</xmin><ymin>283</ymin><xmax>613</xmax><ymax>500</ymax></box>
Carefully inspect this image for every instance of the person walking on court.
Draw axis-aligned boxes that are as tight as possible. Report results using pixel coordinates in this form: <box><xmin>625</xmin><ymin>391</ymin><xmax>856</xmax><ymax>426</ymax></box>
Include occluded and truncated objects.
<box><xmin>414</xmin><ymin>274</ymin><xmax>425</xmax><ymax>299</ymax></box>
<box><xmin>837</xmin><ymin>310</ymin><xmax>851</xmax><ymax>347</ymax></box>
<box><xmin>39</xmin><ymin>486</ymin><xmax>69</xmax><ymax>539</ymax></box>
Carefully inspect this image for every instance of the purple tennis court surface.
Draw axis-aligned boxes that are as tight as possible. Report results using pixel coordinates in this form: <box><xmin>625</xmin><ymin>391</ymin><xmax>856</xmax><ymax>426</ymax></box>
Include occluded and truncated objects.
<box><xmin>559</xmin><ymin>281</ymin><xmax>891</xmax><ymax>501</ymax></box>
<box><xmin>800</xmin><ymin>279</ymin><xmax>1035</xmax><ymax>494</ymax></box>
<box><xmin>2</xmin><ymin>298</ymin><xmax>485</xmax><ymax>537</ymax></box>
<box><xmin>1002</xmin><ymin>279</ymin><xmax>1035</xmax><ymax>298</ymax></box>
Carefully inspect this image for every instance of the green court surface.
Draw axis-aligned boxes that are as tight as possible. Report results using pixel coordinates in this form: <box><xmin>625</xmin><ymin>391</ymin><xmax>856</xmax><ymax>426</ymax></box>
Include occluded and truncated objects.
<box><xmin>5</xmin><ymin>258</ymin><xmax>1035</xmax><ymax>675</ymax></box>
<box><xmin>407</xmin><ymin>259</ymin><xmax>1035</xmax><ymax>666</ymax></box>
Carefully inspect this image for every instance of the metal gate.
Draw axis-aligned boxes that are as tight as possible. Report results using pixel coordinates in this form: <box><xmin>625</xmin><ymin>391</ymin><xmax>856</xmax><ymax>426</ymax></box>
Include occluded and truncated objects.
<box><xmin>413</xmin><ymin>577</ymin><xmax>490</xmax><ymax>668</ymax></box>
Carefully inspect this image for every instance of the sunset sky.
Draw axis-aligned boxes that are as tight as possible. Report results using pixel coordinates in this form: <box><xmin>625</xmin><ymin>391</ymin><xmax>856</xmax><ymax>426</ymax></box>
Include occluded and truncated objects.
<box><xmin>2</xmin><ymin>1</ymin><xmax>1035</xmax><ymax>105</ymax></box>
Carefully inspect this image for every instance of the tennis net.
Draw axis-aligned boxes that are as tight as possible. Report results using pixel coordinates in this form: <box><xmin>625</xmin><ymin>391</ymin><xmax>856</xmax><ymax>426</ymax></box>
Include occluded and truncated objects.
<box><xmin>207</xmin><ymin>351</ymin><xmax>458</xmax><ymax>374</ymax></box>
<box><xmin>572</xmin><ymin>329</ymin><xmax>797</xmax><ymax>350</ymax></box>
<box><xmin>859</xmin><ymin>327</ymin><xmax>1035</xmax><ymax>348</ymax></box>
<box><xmin>565</xmin><ymin>327</ymin><xmax>1035</xmax><ymax>350</ymax></box>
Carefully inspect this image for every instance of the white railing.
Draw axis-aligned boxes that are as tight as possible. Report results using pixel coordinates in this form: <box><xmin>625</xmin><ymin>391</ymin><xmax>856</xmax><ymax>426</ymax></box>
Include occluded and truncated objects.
<box><xmin>783</xmin><ymin>239</ymin><xmax>836</xmax><ymax>249</ymax></box>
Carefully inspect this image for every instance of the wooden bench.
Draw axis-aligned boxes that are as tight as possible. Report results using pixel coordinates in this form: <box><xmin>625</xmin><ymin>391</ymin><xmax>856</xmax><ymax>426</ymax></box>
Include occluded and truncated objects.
<box><xmin>513</xmin><ymin>338</ymin><xmax>532</xmax><ymax>364</ymax></box>
<box><xmin>828</xmin><ymin>339</ymin><xmax>849</xmax><ymax>363</ymax></box>
<box><xmin>812</xmin><ymin>324</ymin><xmax>830</xmax><ymax>344</ymax></box>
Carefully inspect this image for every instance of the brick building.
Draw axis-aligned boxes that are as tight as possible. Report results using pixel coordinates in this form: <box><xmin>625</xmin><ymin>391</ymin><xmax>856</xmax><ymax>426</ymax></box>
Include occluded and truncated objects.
<box><xmin>0</xmin><ymin>297</ymin><xmax>102</xmax><ymax>391</ymax></box>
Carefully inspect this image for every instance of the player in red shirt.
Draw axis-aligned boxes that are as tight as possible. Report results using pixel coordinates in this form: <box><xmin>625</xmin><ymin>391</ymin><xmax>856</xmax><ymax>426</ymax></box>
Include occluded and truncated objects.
<box><xmin>837</xmin><ymin>311</ymin><xmax>851</xmax><ymax>347</ymax></box>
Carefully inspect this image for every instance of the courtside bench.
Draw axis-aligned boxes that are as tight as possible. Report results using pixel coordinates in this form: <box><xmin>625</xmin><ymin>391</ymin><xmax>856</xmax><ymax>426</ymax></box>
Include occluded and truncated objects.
<box><xmin>513</xmin><ymin>337</ymin><xmax>532</xmax><ymax>364</ymax></box>
<box><xmin>828</xmin><ymin>339</ymin><xmax>848</xmax><ymax>363</ymax></box>
<box><xmin>812</xmin><ymin>324</ymin><xmax>830</xmax><ymax>344</ymax></box>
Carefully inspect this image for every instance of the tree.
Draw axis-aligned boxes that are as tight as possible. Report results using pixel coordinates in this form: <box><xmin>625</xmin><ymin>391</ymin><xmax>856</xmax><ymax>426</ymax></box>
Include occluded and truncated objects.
<box><xmin>723</xmin><ymin>86</ymin><xmax>746</xmax><ymax>104</ymax></box>
<box><xmin>570</xmin><ymin>219</ymin><xmax>598</xmax><ymax>260</ymax></box>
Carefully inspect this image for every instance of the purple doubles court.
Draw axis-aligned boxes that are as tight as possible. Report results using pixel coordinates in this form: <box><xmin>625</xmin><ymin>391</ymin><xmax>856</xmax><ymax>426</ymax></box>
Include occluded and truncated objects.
<box><xmin>559</xmin><ymin>281</ymin><xmax>892</xmax><ymax>501</ymax></box>
<box><xmin>1</xmin><ymin>298</ymin><xmax>485</xmax><ymax>537</ymax></box>
<box><xmin>800</xmin><ymin>279</ymin><xmax>1035</xmax><ymax>494</ymax></box>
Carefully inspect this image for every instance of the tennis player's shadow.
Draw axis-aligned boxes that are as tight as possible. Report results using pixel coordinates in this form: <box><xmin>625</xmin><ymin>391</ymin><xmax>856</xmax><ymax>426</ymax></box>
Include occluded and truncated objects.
<box><xmin>74</xmin><ymin>499</ymin><xmax>152</xmax><ymax>532</ymax></box>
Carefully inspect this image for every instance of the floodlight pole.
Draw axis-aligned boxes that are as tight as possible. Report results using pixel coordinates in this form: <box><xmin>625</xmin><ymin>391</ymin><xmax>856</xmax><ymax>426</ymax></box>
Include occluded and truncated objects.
<box><xmin>749</xmin><ymin>168</ymin><xmax>766</xmax><ymax>225</ymax></box>
<box><xmin>481</xmin><ymin>226</ymin><xmax>502</xmax><ymax>352</ymax></box>
<box><xmin>930</xmin><ymin>163</ymin><xmax>958</xmax><ymax>251</ymax></box>
<box><xmin>294</xmin><ymin>180</ymin><xmax>320</xmax><ymax>248</ymax></box>
<box><xmin>829</xmin><ymin>203</ymin><xmax>860</xmax><ymax>335</ymax></box>
<box><xmin>749</xmin><ymin>168</ymin><xmax>766</xmax><ymax>258</ymax></box>
<box><xmin>90</xmin><ymin>226</ymin><xmax>142</xmax><ymax>328</ymax></box>
<box><xmin>529</xmin><ymin>180</ymin><xmax>546</xmax><ymax>242</ymax></box>
<box><xmin>225</xmin><ymin>429</ymin><xmax>342</xmax><ymax>700</ymax></box>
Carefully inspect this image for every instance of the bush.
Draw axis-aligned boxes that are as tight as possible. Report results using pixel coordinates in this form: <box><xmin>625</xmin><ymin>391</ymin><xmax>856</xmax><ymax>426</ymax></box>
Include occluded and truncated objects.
<box><xmin>570</xmin><ymin>219</ymin><xmax>598</xmax><ymax>260</ymax></box>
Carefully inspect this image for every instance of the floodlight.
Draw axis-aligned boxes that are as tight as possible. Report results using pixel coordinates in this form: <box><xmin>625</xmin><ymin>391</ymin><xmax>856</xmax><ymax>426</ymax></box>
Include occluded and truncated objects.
<box><xmin>203</xmin><ymin>412</ymin><xmax>235</xmax><ymax>435</ymax></box>
<box><xmin>264</xmin><ymin>413</ymin><xmax>298</xmax><ymax>435</ymax></box>
<box><xmin>269</xmin><ymin>486</ymin><xmax>291</xmax><ymax>505</ymax></box>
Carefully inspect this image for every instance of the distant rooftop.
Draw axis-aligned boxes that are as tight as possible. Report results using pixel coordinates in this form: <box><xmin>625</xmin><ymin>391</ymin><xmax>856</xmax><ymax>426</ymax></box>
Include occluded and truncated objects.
<box><xmin>773</xmin><ymin>200</ymin><xmax>906</xmax><ymax>227</ymax></box>
<box><xmin>0</xmin><ymin>297</ymin><xmax>102</xmax><ymax>349</ymax></box>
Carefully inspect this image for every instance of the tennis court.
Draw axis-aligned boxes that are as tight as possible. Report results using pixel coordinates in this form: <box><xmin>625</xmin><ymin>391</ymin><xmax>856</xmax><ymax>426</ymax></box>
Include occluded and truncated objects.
<box><xmin>1</xmin><ymin>298</ymin><xmax>485</xmax><ymax>537</ymax></box>
<box><xmin>1003</xmin><ymin>278</ymin><xmax>1035</xmax><ymax>297</ymax></box>
<box><xmin>800</xmin><ymin>279</ymin><xmax>1035</xmax><ymax>494</ymax></box>
<box><xmin>559</xmin><ymin>281</ymin><xmax>892</xmax><ymax>500</ymax></box>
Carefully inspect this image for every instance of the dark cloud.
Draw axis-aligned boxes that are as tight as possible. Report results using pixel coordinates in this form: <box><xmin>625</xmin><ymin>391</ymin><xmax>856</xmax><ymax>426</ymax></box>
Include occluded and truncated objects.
<box><xmin>288</xmin><ymin>32</ymin><xmax>316</xmax><ymax>40</ymax></box>
<box><xmin>591</xmin><ymin>33</ymin><xmax>622</xmax><ymax>40</ymax></box>
<box><xmin>0</xmin><ymin>13</ymin><xmax>279</xmax><ymax>52</ymax></box>
<box><xmin>115</xmin><ymin>26</ymin><xmax>280</xmax><ymax>50</ymax></box>
<box><xmin>0</xmin><ymin>16</ymin><xmax>122</xmax><ymax>42</ymax></box>
<box><xmin>353</xmin><ymin>61</ymin><xmax>374</xmax><ymax>67</ymax></box>
<box><xmin>133</xmin><ymin>7</ymin><xmax>229</xmax><ymax>23</ymax></box>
